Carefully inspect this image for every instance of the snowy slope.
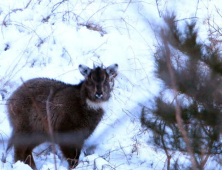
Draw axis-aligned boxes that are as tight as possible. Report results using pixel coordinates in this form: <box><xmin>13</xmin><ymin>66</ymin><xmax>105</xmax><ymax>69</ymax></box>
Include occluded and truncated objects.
<box><xmin>0</xmin><ymin>0</ymin><xmax>221</xmax><ymax>169</ymax></box>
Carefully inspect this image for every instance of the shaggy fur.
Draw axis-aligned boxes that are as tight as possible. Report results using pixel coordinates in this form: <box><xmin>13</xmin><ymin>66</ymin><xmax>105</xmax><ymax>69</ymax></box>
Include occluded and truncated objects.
<box><xmin>6</xmin><ymin>64</ymin><xmax>118</xmax><ymax>169</ymax></box>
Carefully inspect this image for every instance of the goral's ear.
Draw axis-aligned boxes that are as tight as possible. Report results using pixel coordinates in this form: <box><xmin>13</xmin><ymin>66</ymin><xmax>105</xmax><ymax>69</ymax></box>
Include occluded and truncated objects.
<box><xmin>79</xmin><ymin>64</ymin><xmax>91</xmax><ymax>78</ymax></box>
<box><xmin>106</xmin><ymin>64</ymin><xmax>118</xmax><ymax>79</ymax></box>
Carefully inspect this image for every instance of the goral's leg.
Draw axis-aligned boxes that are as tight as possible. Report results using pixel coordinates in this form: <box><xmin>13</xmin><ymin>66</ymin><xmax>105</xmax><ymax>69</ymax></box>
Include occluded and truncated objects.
<box><xmin>59</xmin><ymin>144</ymin><xmax>82</xmax><ymax>169</ymax></box>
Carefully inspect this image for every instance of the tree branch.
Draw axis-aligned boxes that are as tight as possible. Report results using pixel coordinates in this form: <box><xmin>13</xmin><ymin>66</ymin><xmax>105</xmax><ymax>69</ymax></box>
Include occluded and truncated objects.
<box><xmin>161</xmin><ymin>29</ymin><xmax>199</xmax><ymax>170</ymax></box>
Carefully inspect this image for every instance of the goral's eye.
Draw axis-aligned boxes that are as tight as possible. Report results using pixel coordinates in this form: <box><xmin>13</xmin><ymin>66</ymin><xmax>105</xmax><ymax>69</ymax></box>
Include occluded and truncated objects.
<box><xmin>87</xmin><ymin>80</ymin><xmax>94</xmax><ymax>86</ymax></box>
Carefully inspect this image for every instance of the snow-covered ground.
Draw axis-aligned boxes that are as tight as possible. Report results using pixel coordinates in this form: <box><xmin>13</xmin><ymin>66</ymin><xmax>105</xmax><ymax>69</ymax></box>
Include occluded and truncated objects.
<box><xmin>0</xmin><ymin>0</ymin><xmax>221</xmax><ymax>169</ymax></box>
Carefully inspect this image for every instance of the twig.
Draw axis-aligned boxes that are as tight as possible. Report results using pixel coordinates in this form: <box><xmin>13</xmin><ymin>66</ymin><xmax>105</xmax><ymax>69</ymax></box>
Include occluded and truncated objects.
<box><xmin>161</xmin><ymin>123</ymin><xmax>171</xmax><ymax>170</ymax></box>
<box><xmin>155</xmin><ymin>0</ymin><xmax>161</xmax><ymax>18</ymax></box>
<box><xmin>118</xmin><ymin>141</ymin><xmax>130</xmax><ymax>165</ymax></box>
<box><xmin>123</xmin><ymin>0</ymin><xmax>132</xmax><ymax>13</ymax></box>
<box><xmin>120</xmin><ymin>18</ymin><xmax>150</xmax><ymax>47</ymax></box>
<box><xmin>175</xmin><ymin>17</ymin><xmax>198</xmax><ymax>22</ymax></box>
<box><xmin>46</xmin><ymin>89</ymin><xmax>57</xmax><ymax>170</ymax></box>
<box><xmin>86</xmin><ymin>2</ymin><xmax>113</xmax><ymax>24</ymax></box>
<box><xmin>195</xmin><ymin>0</ymin><xmax>200</xmax><ymax>17</ymax></box>
<box><xmin>51</xmin><ymin>0</ymin><xmax>68</xmax><ymax>13</ymax></box>
<box><xmin>25</xmin><ymin>0</ymin><xmax>32</xmax><ymax>9</ymax></box>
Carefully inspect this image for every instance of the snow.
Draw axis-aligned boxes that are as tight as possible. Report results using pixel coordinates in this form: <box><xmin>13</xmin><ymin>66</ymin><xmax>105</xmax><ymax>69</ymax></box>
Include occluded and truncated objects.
<box><xmin>13</xmin><ymin>161</ymin><xmax>32</xmax><ymax>170</ymax></box>
<box><xmin>0</xmin><ymin>0</ymin><xmax>221</xmax><ymax>169</ymax></box>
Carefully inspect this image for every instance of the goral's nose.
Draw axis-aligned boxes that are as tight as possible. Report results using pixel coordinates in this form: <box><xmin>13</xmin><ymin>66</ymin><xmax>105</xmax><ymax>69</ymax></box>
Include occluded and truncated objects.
<box><xmin>95</xmin><ymin>92</ymin><xmax>103</xmax><ymax>98</ymax></box>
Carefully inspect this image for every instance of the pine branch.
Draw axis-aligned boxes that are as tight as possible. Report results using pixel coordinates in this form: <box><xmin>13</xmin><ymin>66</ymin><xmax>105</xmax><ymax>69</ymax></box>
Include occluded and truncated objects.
<box><xmin>161</xmin><ymin>28</ymin><xmax>199</xmax><ymax>170</ymax></box>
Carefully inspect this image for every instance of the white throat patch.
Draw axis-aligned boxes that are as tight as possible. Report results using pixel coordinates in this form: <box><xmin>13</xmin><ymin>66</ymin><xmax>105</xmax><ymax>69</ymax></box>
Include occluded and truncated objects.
<box><xmin>86</xmin><ymin>99</ymin><xmax>108</xmax><ymax>110</ymax></box>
